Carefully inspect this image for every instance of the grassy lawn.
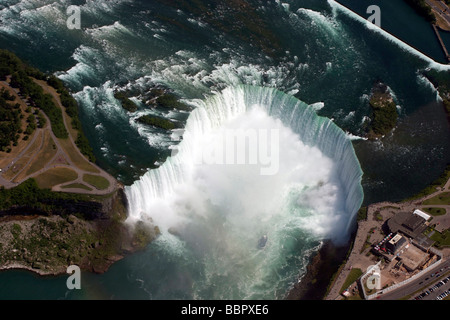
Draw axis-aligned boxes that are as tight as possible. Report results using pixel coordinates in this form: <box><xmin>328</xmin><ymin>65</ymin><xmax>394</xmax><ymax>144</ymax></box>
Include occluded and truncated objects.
<box><xmin>0</xmin><ymin>82</ymin><xmax>38</xmax><ymax>168</ymax></box>
<box><xmin>422</xmin><ymin>207</ymin><xmax>447</xmax><ymax>216</ymax></box>
<box><xmin>339</xmin><ymin>268</ymin><xmax>363</xmax><ymax>293</ymax></box>
<box><xmin>58</xmin><ymin>138</ymin><xmax>99</xmax><ymax>173</ymax></box>
<box><xmin>34</xmin><ymin>167</ymin><xmax>78</xmax><ymax>189</ymax></box>
<box><xmin>61</xmin><ymin>183</ymin><xmax>92</xmax><ymax>191</ymax></box>
<box><xmin>430</xmin><ymin>229</ymin><xmax>450</xmax><ymax>248</ymax></box>
<box><xmin>422</xmin><ymin>192</ymin><xmax>450</xmax><ymax>206</ymax></box>
<box><xmin>4</xmin><ymin>131</ymin><xmax>43</xmax><ymax>181</ymax></box>
<box><xmin>24</xmin><ymin>130</ymin><xmax>58</xmax><ymax>177</ymax></box>
<box><xmin>83</xmin><ymin>174</ymin><xmax>110</xmax><ymax>190</ymax></box>
<box><xmin>35</xmin><ymin>80</ymin><xmax>78</xmax><ymax>139</ymax></box>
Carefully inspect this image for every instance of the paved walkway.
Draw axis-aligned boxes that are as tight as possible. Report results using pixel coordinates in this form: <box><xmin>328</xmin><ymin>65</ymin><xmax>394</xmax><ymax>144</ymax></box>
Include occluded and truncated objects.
<box><xmin>427</xmin><ymin>0</ymin><xmax>450</xmax><ymax>29</ymax></box>
<box><xmin>0</xmin><ymin>79</ymin><xmax>119</xmax><ymax>195</ymax></box>
<box><xmin>325</xmin><ymin>178</ymin><xmax>450</xmax><ymax>300</ymax></box>
<box><xmin>39</xmin><ymin>80</ymin><xmax>119</xmax><ymax>195</ymax></box>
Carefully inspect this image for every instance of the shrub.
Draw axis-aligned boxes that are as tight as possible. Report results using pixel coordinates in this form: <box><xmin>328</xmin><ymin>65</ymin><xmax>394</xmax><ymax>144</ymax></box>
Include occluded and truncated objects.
<box><xmin>136</xmin><ymin>115</ymin><xmax>177</xmax><ymax>130</ymax></box>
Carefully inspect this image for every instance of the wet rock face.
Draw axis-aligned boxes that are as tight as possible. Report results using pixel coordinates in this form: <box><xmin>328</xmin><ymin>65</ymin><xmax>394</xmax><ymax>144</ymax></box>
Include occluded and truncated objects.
<box><xmin>0</xmin><ymin>189</ymin><xmax>158</xmax><ymax>275</ymax></box>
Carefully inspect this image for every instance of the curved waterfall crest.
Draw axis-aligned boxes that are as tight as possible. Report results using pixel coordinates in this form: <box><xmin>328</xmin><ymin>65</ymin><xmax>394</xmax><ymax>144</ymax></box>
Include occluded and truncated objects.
<box><xmin>125</xmin><ymin>85</ymin><xmax>364</xmax><ymax>239</ymax></box>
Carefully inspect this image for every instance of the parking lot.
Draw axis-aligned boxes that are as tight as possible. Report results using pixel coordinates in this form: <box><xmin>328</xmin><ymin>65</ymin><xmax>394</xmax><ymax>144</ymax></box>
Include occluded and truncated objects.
<box><xmin>414</xmin><ymin>271</ymin><xmax>450</xmax><ymax>300</ymax></box>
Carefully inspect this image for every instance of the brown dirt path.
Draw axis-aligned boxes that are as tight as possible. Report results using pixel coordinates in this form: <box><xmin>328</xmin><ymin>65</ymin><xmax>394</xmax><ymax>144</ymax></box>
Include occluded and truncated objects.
<box><xmin>0</xmin><ymin>79</ymin><xmax>120</xmax><ymax>195</ymax></box>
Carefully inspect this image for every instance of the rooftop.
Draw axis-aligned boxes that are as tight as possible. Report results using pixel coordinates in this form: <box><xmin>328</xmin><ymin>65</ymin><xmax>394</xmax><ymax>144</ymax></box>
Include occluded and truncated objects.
<box><xmin>387</xmin><ymin>211</ymin><xmax>427</xmax><ymax>238</ymax></box>
<box><xmin>413</xmin><ymin>209</ymin><xmax>431</xmax><ymax>221</ymax></box>
<box><xmin>398</xmin><ymin>244</ymin><xmax>429</xmax><ymax>271</ymax></box>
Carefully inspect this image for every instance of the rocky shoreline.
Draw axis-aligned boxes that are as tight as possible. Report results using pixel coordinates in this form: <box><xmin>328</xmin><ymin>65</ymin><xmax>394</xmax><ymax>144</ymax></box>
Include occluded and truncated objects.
<box><xmin>364</xmin><ymin>81</ymin><xmax>398</xmax><ymax>140</ymax></box>
<box><xmin>285</xmin><ymin>237</ymin><xmax>353</xmax><ymax>300</ymax></box>
<box><xmin>0</xmin><ymin>188</ymin><xmax>159</xmax><ymax>276</ymax></box>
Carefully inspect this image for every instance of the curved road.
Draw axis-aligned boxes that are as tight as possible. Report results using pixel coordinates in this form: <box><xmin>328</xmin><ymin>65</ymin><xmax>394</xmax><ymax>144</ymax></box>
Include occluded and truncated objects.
<box><xmin>326</xmin><ymin>180</ymin><xmax>450</xmax><ymax>300</ymax></box>
<box><xmin>0</xmin><ymin>79</ymin><xmax>120</xmax><ymax>195</ymax></box>
<box><xmin>378</xmin><ymin>260</ymin><xmax>450</xmax><ymax>300</ymax></box>
<box><xmin>426</xmin><ymin>0</ymin><xmax>450</xmax><ymax>26</ymax></box>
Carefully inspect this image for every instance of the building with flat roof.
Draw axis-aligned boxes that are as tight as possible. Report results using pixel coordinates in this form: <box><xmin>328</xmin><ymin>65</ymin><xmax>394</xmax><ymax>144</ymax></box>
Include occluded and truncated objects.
<box><xmin>387</xmin><ymin>211</ymin><xmax>428</xmax><ymax>238</ymax></box>
<box><xmin>413</xmin><ymin>234</ymin><xmax>435</xmax><ymax>251</ymax></box>
<box><xmin>403</xmin><ymin>214</ymin><xmax>425</xmax><ymax>232</ymax></box>
<box><xmin>386</xmin><ymin>234</ymin><xmax>407</xmax><ymax>254</ymax></box>
<box><xmin>399</xmin><ymin>244</ymin><xmax>429</xmax><ymax>271</ymax></box>
<box><xmin>413</xmin><ymin>209</ymin><xmax>431</xmax><ymax>221</ymax></box>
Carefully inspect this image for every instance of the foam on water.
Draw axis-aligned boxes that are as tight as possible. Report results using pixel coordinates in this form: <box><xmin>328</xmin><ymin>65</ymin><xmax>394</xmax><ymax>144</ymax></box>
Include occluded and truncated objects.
<box><xmin>124</xmin><ymin>85</ymin><xmax>364</xmax><ymax>299</ymax></box>
<box><xmin>0</xmin><ymin>0</ymin><xmax>448</xmax><ymax>300</ymax></box>
<box><xmin>327</xmin><ymin>0</ymin><xmax>450</xmax><ymax>71</ymax></box>
<box><xmin>0</xmin><ymin>0</ymin><xmax>131</xmax><ymax>39</ymax></box>
<box><xmin>416</xmin><ymin>72</ymin><xmax>442</xmax><ymax>102</ymax></box>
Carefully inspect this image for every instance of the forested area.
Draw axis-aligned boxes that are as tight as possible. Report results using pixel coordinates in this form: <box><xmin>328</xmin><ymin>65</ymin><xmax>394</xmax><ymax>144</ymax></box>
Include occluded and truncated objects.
<box><xmin>0</xmin><ymin>178</ymin><xmax>103</xmax><ymax>219</ymax></box>
<box><xmin>0</xmin><ymin>88</ymin><xmax>21</xmax><ymax>152</ymax></box>
<box><xmin>0</xmin><ymin>49</ymin><xmax>95</xmax><ymax>162</ymax></box>
<box><xmin>403</xmin><ymin>0</ymin><xmax>436</xmax><ymax>23</ymax></box>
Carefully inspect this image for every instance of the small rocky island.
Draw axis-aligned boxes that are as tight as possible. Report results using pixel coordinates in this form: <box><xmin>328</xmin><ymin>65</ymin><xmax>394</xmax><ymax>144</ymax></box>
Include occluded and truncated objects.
<box><xmin>114</xmin><ymin>87</ymin><xmax>190</xmax><ymax>131</ymax></box>
<box><xmin>365</xmin><ymin>81</ymin><xmax>398</xmax><ymax>140</ymax></box>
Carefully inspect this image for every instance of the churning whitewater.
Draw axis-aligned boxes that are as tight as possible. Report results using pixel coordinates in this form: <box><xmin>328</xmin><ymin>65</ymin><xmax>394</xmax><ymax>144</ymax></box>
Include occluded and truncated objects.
<box><xmin>125</xmin><ymin>86</ymin><xmax>364</xmax><ymax>299</ymax></box>
<box><xmin>3</xmin><ymin>0</ymin><xmax>450</xmax><ymax>300</ymax></box>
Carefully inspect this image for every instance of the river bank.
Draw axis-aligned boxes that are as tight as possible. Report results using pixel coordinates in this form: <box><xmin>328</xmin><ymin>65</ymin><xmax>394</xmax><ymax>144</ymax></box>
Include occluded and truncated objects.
<box><xmin>285</xmin><ymin>237</ymin><xmax>354</xmax><ymax>300</ymax></box>
<box><xmin>0</xmin><ymin>49</ymin><xmax>163</xmax><ymax>277</ymax></box>
<box><xmin>0</xmin><ymin>188</ymin><xmax>159</xmax><ymax>276</ymax></box>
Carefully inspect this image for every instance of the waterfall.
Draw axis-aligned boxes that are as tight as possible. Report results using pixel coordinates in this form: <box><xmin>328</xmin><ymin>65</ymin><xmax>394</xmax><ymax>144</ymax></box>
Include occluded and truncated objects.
<box><xmin>125</xmin><ymin>85</ymin><xmax>364</xmax><ymax>241</ymax></box>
